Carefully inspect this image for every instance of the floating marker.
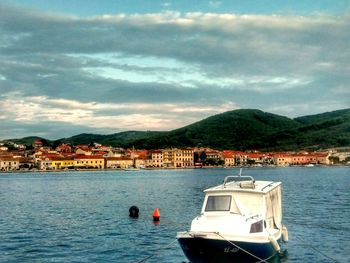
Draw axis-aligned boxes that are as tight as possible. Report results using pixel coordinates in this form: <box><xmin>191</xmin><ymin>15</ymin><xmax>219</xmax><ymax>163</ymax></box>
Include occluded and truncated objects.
<box><xmin>153</xmin><ymin>208</ymin><xmax>160</xmax><ymax>222</ymax></box>
<box><xmin>129</xmin><ymin>206</ymin><xmax>139</xmax><ymax>218</ymax></box>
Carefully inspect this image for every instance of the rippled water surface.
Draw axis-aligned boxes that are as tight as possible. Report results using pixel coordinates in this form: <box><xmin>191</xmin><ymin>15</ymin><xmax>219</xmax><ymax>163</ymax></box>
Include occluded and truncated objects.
<box><xmin>1</xmin><ymin>167</ymin><xmax>349</xmax><ymax>262</ymax></box>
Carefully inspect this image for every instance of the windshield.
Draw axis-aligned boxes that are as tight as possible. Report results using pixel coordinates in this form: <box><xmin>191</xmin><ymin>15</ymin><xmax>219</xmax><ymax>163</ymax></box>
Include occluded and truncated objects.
<box><xmin>205</xmin><ymin>195</ymin><xmax>231</xmax><ymax>211</ymax></box>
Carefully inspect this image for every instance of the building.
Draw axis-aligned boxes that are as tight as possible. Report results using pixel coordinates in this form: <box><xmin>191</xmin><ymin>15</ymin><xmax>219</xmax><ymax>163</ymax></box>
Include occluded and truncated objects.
<box><xmin>162</xmin><ymin>149</ymin><xmax>174</xmax><ymax>168</ymax></box>
<box><xmin>151</xmin><ymin>150</ymin><xmax>163</xmax><ymax>167</ymax></box>
<box><xmin>56</xmin><ymin>144</ymin><xmax>72</xmax><ymax>153</ymax></box>
<box><xmin>272</xmin><ymin>153</ymin><xmax>292</xmax><ymax>166</ymax></box>
<box><xmin>74</xmin><ymin>155</ymin><xmax>105</xmax><ymax>169</ymax></box>
<box><xmin>206</xmin><ymin>150</ymin><xmax>221</xmax><ymax>161</ymax></box>
<box><xmin>246</xmin><ymin>153</ymin><xmax>266</xmax><ymax>165</ymax></box>
<box><xmin>291</xmin><ymin>153</ymin><xmax>317</xmax><ymax>165</ymax></box>
<box><xmin>50</xmin><ymin>157</ymin><xmax>75</xmax><ymax>170</ymax></box>
<box><xmin>37</xmin><ymin>157</ymin><xmax>53</xmax><ymax>170</ymax></box>
<box><xmin>0</xmin><ymin>157</ymin><xmax>20</xmax><ymax>171</ymax></box>
<box><xmin>171</xmin><ymin>148</ymin><xmax>194</xmax><ymax>168</ymax></box>
<box><xmin>314</xmin><ymin>152</ymin><xmax>330</xmax><ymax>165</ymax></box>
<box><xmin>222</xmin><ymin>150</ymin><xmax>235</xmax><ymax>167</ymax></box>
<box><xmin>33</xmin><ymin>140</ymin><xmax>43</xmax><ymax>149</ymax></box>
<box><xmin>173</xmin><ymin>149</ymin><xmax>183</xmax><ymax>168</ymax></box>
<box><xmin>105</xmin><ymin>157</ymin><xmax>133</xmax><ymax>169</ymax></box>
<box><xmin>18</xmin><ymin>157</ymin><xmax>35</xmax><ymax>169</ymax></box>
<box><xmin>181</xmin><ymin>148</ymin><xmax>194</xmax><ymax>167</ymax></box>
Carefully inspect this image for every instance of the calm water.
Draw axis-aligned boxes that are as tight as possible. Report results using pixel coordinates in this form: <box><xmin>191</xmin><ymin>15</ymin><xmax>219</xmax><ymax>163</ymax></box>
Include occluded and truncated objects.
<box><xmin>0</xmin><ymin>167</ymin><xmax>349</xmax><ymax>263</ymax></box>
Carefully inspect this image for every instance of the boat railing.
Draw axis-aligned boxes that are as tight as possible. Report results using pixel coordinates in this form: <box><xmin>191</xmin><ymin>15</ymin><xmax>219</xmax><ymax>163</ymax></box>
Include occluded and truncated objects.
<box><xmin>223</xmin><ymin>175</ymin><xmax>255</xmax><ymax>186</ymax></box>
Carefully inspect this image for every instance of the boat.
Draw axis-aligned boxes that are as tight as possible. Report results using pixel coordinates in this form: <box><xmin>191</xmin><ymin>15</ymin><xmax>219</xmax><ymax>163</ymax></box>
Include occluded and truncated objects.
<box><xmin>177</xmin><ymin>170</ymin><xmax>288</xmax><ymax>263</ymax></box>
<box><xmin>123</xmin><ymin>167</ymin><xmax>140</xmax><ymax>171</ymax></box>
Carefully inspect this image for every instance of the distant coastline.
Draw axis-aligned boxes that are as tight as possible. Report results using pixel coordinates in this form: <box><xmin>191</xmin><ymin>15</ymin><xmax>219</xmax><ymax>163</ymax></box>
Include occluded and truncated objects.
<box><xmin>1</xmin><ymin>163</ymin><xmax>349</xmax><ymax>174</ymax></box>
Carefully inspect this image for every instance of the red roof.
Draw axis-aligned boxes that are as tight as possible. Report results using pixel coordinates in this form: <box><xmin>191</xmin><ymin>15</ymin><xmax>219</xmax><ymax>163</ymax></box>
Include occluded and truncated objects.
<box><xmin>105</xmin><ymin>157</ymin><xmax>132</xmax><ymax>161</ymax></box>
<box><xmin>246</xmin><ymin>153</ymin><xmax>265</xmax><ymax>158</ymax></box>
<box><xmin>74</xmin><ymin>155</ymin><xmax>104</xmax><ymax>159</ymax></box>
<box><xmin>222</xmin><ymin>150</ymin><xmax>235</xmax><ymax>158</ymax></box>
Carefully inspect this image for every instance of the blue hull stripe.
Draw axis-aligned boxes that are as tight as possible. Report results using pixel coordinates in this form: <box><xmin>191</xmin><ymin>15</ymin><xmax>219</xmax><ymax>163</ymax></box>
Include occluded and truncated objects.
<box><xmin>178</xmin><ymin>237</ymin><xmax>279</xmax><ymax>263</ymax></box>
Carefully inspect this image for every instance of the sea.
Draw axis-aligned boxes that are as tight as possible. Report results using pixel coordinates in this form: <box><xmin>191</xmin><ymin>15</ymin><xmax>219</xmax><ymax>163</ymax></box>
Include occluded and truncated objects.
<box><xmin>0</xmin><ymin>167</ymin><xmax>349</xmax><ymax>263</ymax></box>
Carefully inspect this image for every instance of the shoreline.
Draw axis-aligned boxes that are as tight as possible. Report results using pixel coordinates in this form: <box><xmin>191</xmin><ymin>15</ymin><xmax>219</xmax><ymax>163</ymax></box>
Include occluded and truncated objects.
<box><xmin>1</xmin><ymin>164</ymin><xmax>348</xmax><ymax>174</ymax></box>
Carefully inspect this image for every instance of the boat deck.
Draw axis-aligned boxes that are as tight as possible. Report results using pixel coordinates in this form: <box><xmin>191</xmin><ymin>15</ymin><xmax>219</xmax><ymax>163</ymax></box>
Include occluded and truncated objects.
<box><xmin>205</xmin><ymin>176</ymin><xmax>281</xmax><ymax>194</ymax></box>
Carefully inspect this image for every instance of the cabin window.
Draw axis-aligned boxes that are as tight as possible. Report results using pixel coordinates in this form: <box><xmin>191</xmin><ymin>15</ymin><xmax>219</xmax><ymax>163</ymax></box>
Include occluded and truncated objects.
<box><xmin>250</xmin><ymin>220</ymin><xmax>263</xmax><ymax>233</ymax></box>
<box><xmin>205</xmin><ymin>195</ymin><xmax>231</xmax><ymax>211</ymax></box>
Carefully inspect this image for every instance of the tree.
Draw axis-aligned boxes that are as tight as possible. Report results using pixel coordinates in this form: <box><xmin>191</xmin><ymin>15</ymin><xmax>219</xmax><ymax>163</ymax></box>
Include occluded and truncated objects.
<box><xmin>329</xmin><ymin>156</ymin><xmax>339</xmax><ymax>164</ymax></box>
<box><xmin>199</xmin><ymin>151</ymin><xmax>207</xmax><ymax>162</ymax></box>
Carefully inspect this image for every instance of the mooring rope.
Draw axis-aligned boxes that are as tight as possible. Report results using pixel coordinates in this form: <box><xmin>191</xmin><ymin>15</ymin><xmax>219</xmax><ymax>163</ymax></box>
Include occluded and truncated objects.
<box><xmin>134</xmin><ymin>230</ymin><xmax>343</xmax><ymax>263</ymax></box>
<box><xmin>214</xmin><ymin>232</ymin><xmax>270</xmax><ymax>263</ymax></box>
<box><xmin>133</xmin><ymin>231</ymin><xmax>188</xmax><ymax>263</ymax></box>
<box><xmin>294</xmin><ymin>234</ymin><xmax>343</xmax><ymax>263</ymax></box>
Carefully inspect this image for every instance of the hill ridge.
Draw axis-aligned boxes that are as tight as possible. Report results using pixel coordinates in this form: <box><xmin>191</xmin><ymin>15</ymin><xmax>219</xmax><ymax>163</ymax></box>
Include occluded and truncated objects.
<box><xmin>3</xmin><ymin>108</ymin><xmax>350</xmax><ymax>151</ymax></box>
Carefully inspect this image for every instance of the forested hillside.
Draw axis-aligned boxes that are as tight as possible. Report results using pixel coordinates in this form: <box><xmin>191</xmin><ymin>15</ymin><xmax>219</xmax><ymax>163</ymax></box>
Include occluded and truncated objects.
<box><xmin>4</xmin><ymin>108</ymin><xmax>350</xmax><ymax>151</ymax></box>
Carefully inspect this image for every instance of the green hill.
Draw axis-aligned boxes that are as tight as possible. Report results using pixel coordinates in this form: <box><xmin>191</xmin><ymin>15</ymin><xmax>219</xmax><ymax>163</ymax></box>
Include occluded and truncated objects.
<box><xmin>3</xmin><ymin>108</ymin><xmax>350</xmax><ymax>151</ymax></box>
<box><xmin>128</xmin><ymin>109</ymin><xmax>300</xmax><ymax>150</ymax></box>
<box><xmin>127</xmin><ymin>108</ymin><xmax>350</xmax><ymax>150</ymax></box>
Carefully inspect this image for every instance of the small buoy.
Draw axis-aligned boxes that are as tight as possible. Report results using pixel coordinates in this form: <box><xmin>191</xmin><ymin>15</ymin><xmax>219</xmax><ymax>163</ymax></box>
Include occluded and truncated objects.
<box><xmin>129</xmin><ymin>206</ymin><xmax>139</xmax><ymax>218</ymax></box>
<box><xmin>153</xmin><ymin>208</ymin><xmax>160</xmax><ymax>222</ymax></box>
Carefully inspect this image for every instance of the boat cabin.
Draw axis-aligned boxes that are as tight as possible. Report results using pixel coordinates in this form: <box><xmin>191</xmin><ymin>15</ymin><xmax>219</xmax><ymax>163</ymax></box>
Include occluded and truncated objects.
<box><xmin>200</xmin><ymin>175</ymin><xmax>282</xmax><ymax>231</ymax></box>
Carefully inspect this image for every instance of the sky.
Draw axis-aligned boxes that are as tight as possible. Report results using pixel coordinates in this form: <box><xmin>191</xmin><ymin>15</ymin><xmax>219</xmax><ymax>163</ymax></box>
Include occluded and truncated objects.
<box><xmin>0</xmin><ymin>1</ymin><xmax>349</xmax><ymax>140</ymax></box>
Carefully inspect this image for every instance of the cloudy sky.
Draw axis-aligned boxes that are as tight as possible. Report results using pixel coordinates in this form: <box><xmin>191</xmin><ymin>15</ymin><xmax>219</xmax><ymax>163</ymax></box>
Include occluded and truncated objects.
<box><xmin>1</xmin><ymin>0</ymin><xmax>349</xmax><ymax>140</ymax></box>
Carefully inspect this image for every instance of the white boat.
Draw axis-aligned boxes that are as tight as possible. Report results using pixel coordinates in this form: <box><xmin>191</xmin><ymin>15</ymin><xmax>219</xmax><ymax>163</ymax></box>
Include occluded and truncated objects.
<box><xmin>305</xmin><ymin>164</ymin><xmax>315</xmax><ymax>167</ymax></box>
<box><xmin>123</xmin><ymin>167</ymin><xmax>140</xmax><ymax>171</ymax></box>
<box><xmin>177</xmin><ymin>170</ymin><xmax>288</xmax><ymax>263</ymax></box>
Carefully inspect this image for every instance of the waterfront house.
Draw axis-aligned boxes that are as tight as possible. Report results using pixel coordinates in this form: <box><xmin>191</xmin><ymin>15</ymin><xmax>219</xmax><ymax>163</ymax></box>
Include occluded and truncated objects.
<box><xmin>134</xmin><ymin>157</ymin><xmax>147</xmax><ymax>168</ymax></box>
<box><xmin>173</xmin><ymin>149</ymin><xmax>183</xmax><ymax>168</ymax></box>
<box><xmin>272</xmin><ymin>153</ymin><xmax>292</xmax><ymax>166</ymax></box>
<box><xmin>0</xmin><ymin>157</ymin><xmax>20</xmax><ymax>171</ymax></box>
<box><xmin>105</xmin><ymin>156</ymin><xmax>133</xmax><ymax>169</ymax></box>
<box><xmin>18</xmin><ymin>157</ymin><xmax>35</xmax><ymax>170</ymax></box>
<box><xmin>37</xmin><ymin>157</ymin><xmax>53</xmax><ymax>170</ymax></box>
<box><xmin>291</xmin><ymin>153</ymin><xmax>317</xmax><ymax>165</ymax></box>
<box><xmin>162</xmin><ymin>149</ymin><xmax>174</xmax><ymax>168</ymax></box>
<box><xmin>74</xmin><ymin>155</ymin><xmax>105</xmax><ymax>169</ymax></box>
<box><xmin>314</xmin><ymin>152</ymin><xmax>330</xmax><ymax>165</ymax></box>
<box><xmin>234</xmin><ymin>152</ymin><xmax>248</xmax><ymax>166</ymax></box>
<box><xmin>182</xmin><ymin>148</ymin><xmax>194</xmax><ymax>167</ymax></box>
<box><xmin>171</xmin><ymin>148</ymin><xmax>195</xmax><ymax>168</ymax></box>
<box><xmin>205</xmin><ymin>150</ymin><xmax>221</xmax><ymax>162</ymax></box>
<box><xmin>50</xmin><ymin>157</ymin><xmax>75</xmax><ymax>170</ymax></box>
<box><xmin>151</xmin><ymin>150</ymin><xmax>163</xmax><ymax>167</ymax></box>
<box><xmin>222</xmin><ymin>150</ymin><xmax>235</xmax><ymax>167</ymax></box>
<box><xmin>246</xmin><ymin>152</ymin><xmax>266</xmax><ymax>165</ymax></box>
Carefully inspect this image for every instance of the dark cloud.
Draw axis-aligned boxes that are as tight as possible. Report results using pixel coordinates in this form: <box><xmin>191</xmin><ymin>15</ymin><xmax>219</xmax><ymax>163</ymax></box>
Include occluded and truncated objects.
<box><xmin>0</xmin><ymin>4</ymin><xmax>349</xmax><ymax>139</ymax></box>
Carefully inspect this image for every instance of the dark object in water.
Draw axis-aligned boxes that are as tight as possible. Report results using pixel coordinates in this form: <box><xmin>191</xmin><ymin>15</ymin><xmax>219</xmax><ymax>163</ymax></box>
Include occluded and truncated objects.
<box><xmin>129</xmin><ymin>206</ymin><xmax>139</xmax><ymax>218</ymax></box>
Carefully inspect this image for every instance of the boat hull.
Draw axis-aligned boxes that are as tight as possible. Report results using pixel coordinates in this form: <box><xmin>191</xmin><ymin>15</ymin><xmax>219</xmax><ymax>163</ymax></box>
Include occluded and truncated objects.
<box><xmin>178</xmin><ymin>236</ymin><xmax>280</xmax><ymax>263</ymax></box>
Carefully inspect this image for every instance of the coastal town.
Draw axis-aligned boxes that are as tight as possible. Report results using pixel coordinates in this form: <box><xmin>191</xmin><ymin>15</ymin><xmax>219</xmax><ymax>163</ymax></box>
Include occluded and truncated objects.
<box><xmin>0</xmin><ymin>139</ymin><xmax>349</xmax><ymax>171</ymax></box>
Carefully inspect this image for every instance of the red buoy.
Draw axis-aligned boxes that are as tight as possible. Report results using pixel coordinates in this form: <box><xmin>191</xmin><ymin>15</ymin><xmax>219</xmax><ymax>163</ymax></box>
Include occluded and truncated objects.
<box><xmin>153</xmin><ymin>208</ymin><xmax>160</xmax><ymax>222</ymax></box>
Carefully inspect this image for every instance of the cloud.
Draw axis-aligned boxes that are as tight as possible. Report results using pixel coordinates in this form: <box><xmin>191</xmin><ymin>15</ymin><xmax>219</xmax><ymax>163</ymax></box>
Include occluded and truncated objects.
<box><xmin>0</xmin><ymin>4</ymin><xmax>349</xmax><ymax>139</ymax></box>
